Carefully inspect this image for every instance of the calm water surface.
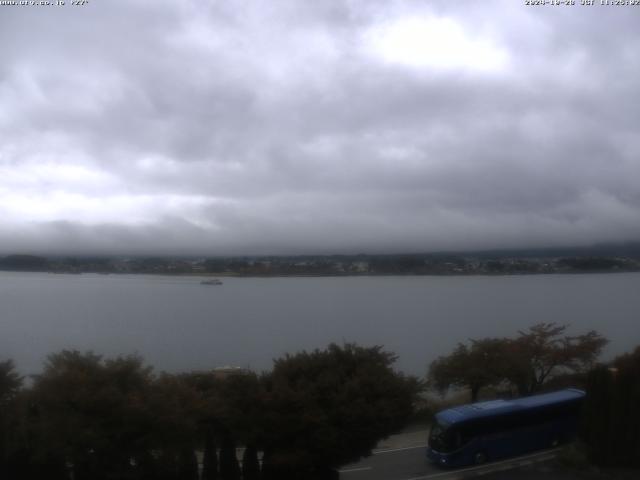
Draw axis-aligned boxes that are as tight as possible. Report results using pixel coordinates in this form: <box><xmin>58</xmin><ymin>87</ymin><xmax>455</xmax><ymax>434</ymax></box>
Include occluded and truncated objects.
<box><xmin>1</xmin><ymin>272</ymin><xmax>638</xmax><ymax>376</ymax></box>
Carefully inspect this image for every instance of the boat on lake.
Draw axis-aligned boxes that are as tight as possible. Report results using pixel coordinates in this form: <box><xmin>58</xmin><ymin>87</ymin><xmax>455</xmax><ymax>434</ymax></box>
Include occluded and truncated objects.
<box><xmin>200</xmin><ymin>279</ymin><xmax>223</xmax><ymax>285</ymax></box>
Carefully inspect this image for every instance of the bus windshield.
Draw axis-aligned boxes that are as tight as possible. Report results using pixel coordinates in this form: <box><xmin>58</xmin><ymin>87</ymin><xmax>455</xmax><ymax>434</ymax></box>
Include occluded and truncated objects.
<box><xmin>429</xmin><ymin>419</ymin><xmax>459</xmax><ymax>453</ymax></box>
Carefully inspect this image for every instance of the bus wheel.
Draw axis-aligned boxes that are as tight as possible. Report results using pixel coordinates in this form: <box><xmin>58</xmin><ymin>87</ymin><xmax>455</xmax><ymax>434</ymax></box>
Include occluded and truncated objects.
<box><xmin>474</xmin><ymin>452</ymin><xmax>487</xmax><ymax>465</ymax></box>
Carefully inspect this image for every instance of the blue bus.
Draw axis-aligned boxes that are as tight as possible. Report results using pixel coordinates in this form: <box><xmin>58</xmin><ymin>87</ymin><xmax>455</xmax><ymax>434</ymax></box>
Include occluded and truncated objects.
<box><xmin>427</xmin><ymin>388</ymin><xmax>585</xmax><ymax>467</ymax></box>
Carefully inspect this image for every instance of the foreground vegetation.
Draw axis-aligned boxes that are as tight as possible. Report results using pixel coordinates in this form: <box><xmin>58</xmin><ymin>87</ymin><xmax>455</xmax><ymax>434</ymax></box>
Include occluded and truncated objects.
<box><xmin>2</xmin><ymin>324</ymin><xmax>638</xmax><ymax>479</ymax></box>
<box><xmin>0</xmin><ymin>344</ymin><xmax>420</xmax><ymax>480</ymax></box>
<box><xmin>583</xmin><ymin>346</ymin><xmax>640</xmax><ymax>468</ymax></box>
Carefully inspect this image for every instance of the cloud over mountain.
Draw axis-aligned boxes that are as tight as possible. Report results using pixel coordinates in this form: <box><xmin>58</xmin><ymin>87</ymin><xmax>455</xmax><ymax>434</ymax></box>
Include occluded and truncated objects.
<box><xmin>1</xmin><ymin>0</ymin><xmax>639</xmax><ymax>254</ymax></box>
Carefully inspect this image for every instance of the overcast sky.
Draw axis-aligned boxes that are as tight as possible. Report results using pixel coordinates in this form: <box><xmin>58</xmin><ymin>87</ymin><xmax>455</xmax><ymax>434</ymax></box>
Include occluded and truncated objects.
<box><xmin>1</xmin><ymin>0</ymin><xmax>639</xmax><ymax>255</ymax></box>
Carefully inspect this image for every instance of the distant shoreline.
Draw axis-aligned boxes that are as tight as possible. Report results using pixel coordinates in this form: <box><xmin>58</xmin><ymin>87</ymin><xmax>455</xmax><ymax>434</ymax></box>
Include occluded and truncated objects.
<box><xmin>2</xmin><ymin>269</ymin><xmax>639</xmax><ymax>278</ymax></box>
<box><xmin>2</xmin><ymin>252</ymin><xmax>639</xmax><ymax>277</ymax></box>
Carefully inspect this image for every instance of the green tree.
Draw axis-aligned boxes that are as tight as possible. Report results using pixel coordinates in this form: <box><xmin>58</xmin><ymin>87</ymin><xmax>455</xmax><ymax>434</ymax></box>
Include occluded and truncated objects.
<box><xmin>201</xmin><ymin>429</ymin><xmax>218</xmax><ymax>480</ymax></box>
<box><xmin>180</xmin><ymin>370</ymin><xmax>264</xmax><ymax>480</ymax></box>
<box><xmin>583</xmin><ymin>346</ymin><xmax>640</xmax><ymax>467</ymax></box>
<box><xmin>218</xmin><ymin>434</ymin><xmax>240</xmax><ymax>480</ymax></box>
<box><xmin>260</xmin><ymin>343</ymin><xmax>421</xmax><ymax>478</ymax></box>
<box><xmin>146</xmin><ymin>373</ymin><xmax>201</xmax><ymax>480</ymax></box>
<box><xmin>1</xmin><ymin>360</ymin><xmax>23</xmax><ymax>479</ymax></box>
<box><xmin>30</xmin><ymin>351</ymin><xmax>156</xmax><ymax>480</ymax></box>
<box><xmin>177</xmin><ymin>446</ymin><xmax>198</xmax><ymax>480</ymax></box>
<box><xmin>241</xmin><ymin>445</ymin><xmax>260</xmax><ymax>480</ymax></box>
<box><xmin>0</xmin><ymin>360</ymin><xmax>22</xmax><ymax>405</ymax></box>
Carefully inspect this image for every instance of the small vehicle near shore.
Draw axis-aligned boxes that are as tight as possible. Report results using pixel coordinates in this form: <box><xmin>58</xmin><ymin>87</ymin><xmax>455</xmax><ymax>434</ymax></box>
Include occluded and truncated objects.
<box><xmin>427</xmin><ymin>388</ymin><xmax>585</xmax><ymax>468</ymax></box>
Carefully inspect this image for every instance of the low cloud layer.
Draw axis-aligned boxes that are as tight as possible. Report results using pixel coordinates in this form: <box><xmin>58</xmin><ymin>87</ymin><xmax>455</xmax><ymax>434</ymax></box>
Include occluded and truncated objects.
<box><xmin>1</xmin><ymin>1</ymin><xmax>639</xmax><ymax>255</ymax></box>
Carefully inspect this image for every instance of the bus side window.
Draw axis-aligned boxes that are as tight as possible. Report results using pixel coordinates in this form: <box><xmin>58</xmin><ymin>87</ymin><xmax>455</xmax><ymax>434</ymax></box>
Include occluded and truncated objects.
<box><xmin>454</xmin><ymin>430</ymin><xmax>462</xmax><ymax>449</ymax></box>
<box><xmin>459</xmin><ymin>425</ymin><xmax>475</xmax><ymax>446</ymax></box>
<box><xmin>495</xmin><ymin>413</ymin><xmax>519</xmax><ymax>432</ymax></box>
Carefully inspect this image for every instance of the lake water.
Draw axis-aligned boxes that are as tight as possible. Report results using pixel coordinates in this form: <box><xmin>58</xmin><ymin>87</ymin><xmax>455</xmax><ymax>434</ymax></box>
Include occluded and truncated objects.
<box><xmin>1</xmin><ymin>272</ymin><xmax>639</xmax><ymax>377</ymax></box>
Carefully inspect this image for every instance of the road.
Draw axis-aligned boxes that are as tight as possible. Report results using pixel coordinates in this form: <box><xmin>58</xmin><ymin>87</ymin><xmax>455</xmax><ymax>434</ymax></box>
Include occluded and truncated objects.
<box><xmin>338</xmin><ymin>444</ymin><xmax>559</xmax><ymax>480</ymax></box>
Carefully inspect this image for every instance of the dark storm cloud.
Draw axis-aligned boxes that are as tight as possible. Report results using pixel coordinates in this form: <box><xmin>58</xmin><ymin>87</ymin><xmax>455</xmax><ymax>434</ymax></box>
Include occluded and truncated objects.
<box><xmin>1</xmin><ymin>0</ymin><xmax>639</xmax><ymax>254</ymax></box>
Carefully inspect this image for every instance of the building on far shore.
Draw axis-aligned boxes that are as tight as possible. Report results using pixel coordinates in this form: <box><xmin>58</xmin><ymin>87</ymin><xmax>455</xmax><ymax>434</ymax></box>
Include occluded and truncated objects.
<box><xmin>212</xmin><ymin>366</ymin><xmax>251</xmax><ymax>379</ymax></box>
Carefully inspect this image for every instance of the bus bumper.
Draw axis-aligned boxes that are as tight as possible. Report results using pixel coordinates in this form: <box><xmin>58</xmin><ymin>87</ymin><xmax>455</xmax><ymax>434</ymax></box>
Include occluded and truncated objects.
<box><xmin>426</xmin><ymin>447</ymin><xmax>453</xmax><ymax>467</ymax></box>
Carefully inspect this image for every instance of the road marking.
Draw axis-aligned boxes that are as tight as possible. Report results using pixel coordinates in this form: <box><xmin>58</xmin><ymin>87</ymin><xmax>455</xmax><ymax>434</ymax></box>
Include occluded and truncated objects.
<box><xmin>405</xmin><ymin>449</ymin><xmax>559</xmax><ymax>480</ymax></box>
<box><xmin>339</xmin><ymin>466</ymin><xmax>373</xmax><ymax>473</ymax></box>
<box><xmin>339</xmin><ymin>445</ymin><xmax>428</xmax><ymax>475</ymax></box>
<box><xmin>374</xmin><ymin>444</ymin><xmax>428</xmax><ymax>455</ymax></box>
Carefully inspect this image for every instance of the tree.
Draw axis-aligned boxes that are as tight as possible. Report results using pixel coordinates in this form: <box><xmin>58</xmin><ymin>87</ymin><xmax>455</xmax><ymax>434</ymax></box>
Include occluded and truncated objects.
<box><xmin>241</xmin><ymin>445</ymin><xmax>260</xmax><ymax>480</ymax></box>
<box><xmin>218</xmin><ymin>434</ymin><xmax>240</xmax><ymax>480</ymax></box>
<box><xmin>583</xmin><ymin>346</ymin><xmax>640</xmax><ymax>467</ymax></box>
<box><xmin>201</xmin><ymin>429</ymin><xmax>218</xmax><ymax>480</ymax></box>
<box><xmin>428</xmin><ymin>338</ymin><xmax>510</xmax><ymax>402</ymax></box>
<box><xmin>260</xmin><ymin>343</ymin><xmax>421</xmax><ymax>478</ymax></box>
<box><xmin>177</xmin><ymin>446</ymin><xmax>198</xmax><ymax>480</ymax></box>
<box><xmin>180</xmin><ymin>369</ymin><xmax>266</xmax><ymax>480</ymax></box>
<box><xmin>1</xmin><ymin>360</ymin><xmax>23</xmax><ymax>479</ymax></box>
<box><xmin>428</xmin><ymin>323</ymin><xmax>608</xmax><ymax>401</ymax></box>
<box><xmin>145</xmin><ymin>373</ymin><xmax>201</xmax><ymax>480</ymax></box>
<box><xmin>506</xmin><ymin>323</ymin><xmax>608</xmax><ymax>395</ymax></box>
<box><xmin>0</xmin><ymin>360</ymin><xmax>22</xmax><ymax>405</ymax></box>
<box><xmin>30</xmin><ymin>350</ymin><xmax>157</xmax><ymax>480</ymax></box>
